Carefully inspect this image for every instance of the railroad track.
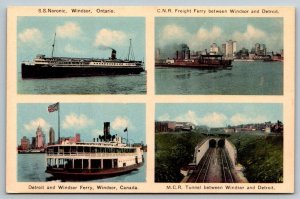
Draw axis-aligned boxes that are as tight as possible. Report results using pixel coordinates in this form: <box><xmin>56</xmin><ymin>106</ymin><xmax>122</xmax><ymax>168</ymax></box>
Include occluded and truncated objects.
<box><xmin>220</xmin><ymin>148</ymin><xmax>234</xmax><ymax>183</ymax></box>
<box><xmin>187</xmin><ymin>148</ymin><xmax>214</xmax><ymax>182</ymax></box>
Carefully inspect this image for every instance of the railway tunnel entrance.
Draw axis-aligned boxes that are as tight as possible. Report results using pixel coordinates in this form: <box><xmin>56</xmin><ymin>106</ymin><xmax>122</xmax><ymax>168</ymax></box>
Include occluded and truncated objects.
<box><xmin>209</xmin><ymin>139</ymin><xmax>217</xmax><ymax>148</ymax></box>
<box><xmin>218</xmin><ymin>139</ymin><xmax>225</xmax><ymax>148</ymax></box>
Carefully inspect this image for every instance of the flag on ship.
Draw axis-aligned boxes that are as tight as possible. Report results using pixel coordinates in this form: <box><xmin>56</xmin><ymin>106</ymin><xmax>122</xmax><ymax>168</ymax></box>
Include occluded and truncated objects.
<box><xmin>124</xmin><ymin>127</ymin><xmax>128</xmax><ymax>132</ymax></box>
<box><xmin>48</xmin><ymin>102</ymin><xmax>59</xmax><ymax>113</ymax></box>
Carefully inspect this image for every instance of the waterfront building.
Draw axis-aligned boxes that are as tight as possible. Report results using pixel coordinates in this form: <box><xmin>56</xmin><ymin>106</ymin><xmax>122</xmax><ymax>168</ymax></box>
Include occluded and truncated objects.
<box><xmin>221</xmin><ymin>44</ymin><xmax>226</xmax><ymax>55</ymax></box>
<box><xmin>20</xmin><ymin>136</ymin><xmax>30</xmax><ymax>150</ymax></box>
<box><xmin>31</xmin><ymin>137</ymin><xmax>36</xmax><ymax>149</ymax></box>
<box><xmin>49</xmin><ymin>127</ymin><xmax>55</xmax><ymax>145</ymax></box>
<box><xmin>210</xmin><ymin>43</ymin><xmax>219</xmax><ymax>54</ymax></box>
<box><xmin>155</xmin><ymin>121</ymin><xmax>195</xmax><ymax>132</ymax></box>
<box><xmin>35</xmin><ymin>126</ymin><xmax>45</xmax><ymax>149</ymax></box>
<box><xmin>225</xmin><ymin>40</ymin><xmax>237</xmax><ymax>59</ymax></box>
<box><xmin>60</xmin><ymin>133</ymin><xmax>81</xmax><ymax>143</ymax></box>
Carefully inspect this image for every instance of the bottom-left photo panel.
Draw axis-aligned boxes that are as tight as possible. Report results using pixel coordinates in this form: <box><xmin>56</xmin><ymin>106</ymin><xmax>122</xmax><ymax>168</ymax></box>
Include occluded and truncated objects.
<box><xmin>16</xmin><ymin>102</ymin><xmax>146</xmax><ymax>183</ymax></box>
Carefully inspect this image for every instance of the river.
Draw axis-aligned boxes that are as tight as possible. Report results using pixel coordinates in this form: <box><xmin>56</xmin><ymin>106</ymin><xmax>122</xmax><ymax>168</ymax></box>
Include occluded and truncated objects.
<box><xmin>18</xmin><ymin>72</ymin><xmax>146</xmax><ymax>94</ymax></box>
<box><xmin>17</xmin><ymin>153</ymin><xmax>146</xmax><ymax>182</ymax></box>
<box><xmin>155</xmin><ymin>61</ymin><xmax>283</xmax><ymax>95</ymax></box>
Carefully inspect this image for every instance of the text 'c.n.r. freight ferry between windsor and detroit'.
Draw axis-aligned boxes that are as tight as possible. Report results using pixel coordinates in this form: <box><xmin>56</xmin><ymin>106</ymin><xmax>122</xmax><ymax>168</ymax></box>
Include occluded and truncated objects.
<box><xmin>21</xmin><ymin>33</ymin><xmax>145</xmax><ymax>79</ymax></box>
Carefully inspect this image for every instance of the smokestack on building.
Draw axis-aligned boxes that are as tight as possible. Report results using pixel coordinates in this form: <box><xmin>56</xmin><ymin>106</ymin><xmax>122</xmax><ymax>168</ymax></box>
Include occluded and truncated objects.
<box><xmin>111</xmin><ymin>49</ymin><xmax>117</xmax><ymax>60</ymax></box>
<box><xmin>104</xmin><ymin>122</ymin><xmax>111</xmax><ymax>140</ymax></box>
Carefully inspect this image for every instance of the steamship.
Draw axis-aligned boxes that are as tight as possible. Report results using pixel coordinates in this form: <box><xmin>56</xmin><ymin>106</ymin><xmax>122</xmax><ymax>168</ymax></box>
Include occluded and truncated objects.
<box><xmin>45</xmin><ymin>122</ymin><xmax>144</xmax><ymax>180</ymax></box>
<box><xmin>155</xmin><ymin>49</ymin><xmax>232</xmax><ymax>69</ymax></box>
<box><xmin>21</xmin><ymin>34</ymin><xmax>144</xmax><ymax>79</ymax></box>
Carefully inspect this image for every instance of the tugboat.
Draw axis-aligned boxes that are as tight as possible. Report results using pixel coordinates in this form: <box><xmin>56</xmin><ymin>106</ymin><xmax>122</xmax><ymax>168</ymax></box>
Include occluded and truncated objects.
<box><xmin>45</xmin><ymin>122</ymin><xmax>144</xmax><ymax>180</ymax></box>
<box><xmin>21</xmin><ymin>34</ymin><xmax>144</xmax><ymax>79</ymax></box>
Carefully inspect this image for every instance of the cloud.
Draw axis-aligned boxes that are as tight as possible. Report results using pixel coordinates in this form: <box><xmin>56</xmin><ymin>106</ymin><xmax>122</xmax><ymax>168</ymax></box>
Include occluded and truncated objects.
<box><xmin>230</xmin><ymin>113</ymin><xmax>267</xmax><ymax>126</ymax></box>
<box><xmin>158</xmin><ymin>113</ymin><xmax>171</xmax><ymax>121</ymax></box>
<box><xmin>159</xmin><ymin>24</ymin><xmax>190</xmax><ymax>46</ymax></box>
<box><xmin>56</xmin><ymin>22</ymin><xmax>82</xmax><ymax>39</ymax></box>
<box><xmin>94</xmin><ymin>28</ymin><xmax>128</xmax><ymax>47</ymax></box>
<box><xmin>63</xmin><ymin>113</ymin><xmax>94</xmax><ymax>129</ymax></box>
<box><xmin>196</xmin><ymin>26</ymin><xmax>222</xmax><ymax>41</ymax></box>
<box><xmin>158</xmin><ymin>110</ymin><xmax>227</xmax><ymax>128</ymax></box>
<box><xmin>175</xmin><ymin>110</ymin><xmax>200</xmax><ymax>125</ymax></box>
<box><xmin>158</xmin><ymin>24</ymin><xmax>223</xmax><ymax>50</ymax></box>
<box><xmin>24</xmin><ymin>118</ymin><xmax>50</xmax><ymax>132</ymax></box>
<box><xmin>18</xmin><ymin>28</ymin><xmax>43</xmax><ymax>45</ymax></box>
<box><xmin>111</xmin><ymin>116</ymin><xmax>133</xmax><ymax>131</ymax></box>
<box><xmin>158</xmin><ymin>110</ymin><xmax>270</xmax><ymax>128</ymax></box>
<box><xmin>200</xmin><ymin>112</ymin><xmax>228</xmax><ymax>128</ymax></box>
<box><xmin>64</xmin><ymin>44</ymin><xmax>81</xmax><ymax>54</ymax></box>
<box><xmin>233</xmin><ymin>24</ymin><xmax>266</xmax><ymax>43</ymax></box>
<box><xmin>92</xmin><ymin>129</ymin><xmax>103</xmax><ymax>138</ymax></box>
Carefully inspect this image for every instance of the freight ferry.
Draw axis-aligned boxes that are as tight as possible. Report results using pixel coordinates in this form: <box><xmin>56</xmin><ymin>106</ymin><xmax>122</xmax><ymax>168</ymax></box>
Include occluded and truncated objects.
<box><xmin>155</xmin><ymin>49</ymin><xmax>232</xmax><ymax>69</ymax></box>
<box><xmin>45</xmin><ymin>122</ymin><xmax>144</xmax><ymax>180</ymax></box>
<box><xmin>21</xmin><ymin>34</ymin><xmax>144</xmax><ymax>79</ymax></box>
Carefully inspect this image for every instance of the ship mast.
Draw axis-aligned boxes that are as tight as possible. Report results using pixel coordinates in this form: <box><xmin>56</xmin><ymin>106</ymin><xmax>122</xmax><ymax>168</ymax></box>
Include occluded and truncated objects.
<box><xmin>127</xmin><ymin>39</ymin><xmax>135</xmax><ymax>61</ymax></box>
<box><xmin>51</xmin><ymin>33</ymin><xmax>56</xmax><ymax>58</ymax></box>
<box><xmin>127</xmin><ymin>39</ymin><xmax>132</xmax><ymax>60</ymax></box>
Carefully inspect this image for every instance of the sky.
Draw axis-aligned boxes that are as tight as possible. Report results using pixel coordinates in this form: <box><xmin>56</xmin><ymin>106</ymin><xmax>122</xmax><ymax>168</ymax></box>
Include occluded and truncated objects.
<box><xmin>156</xmin><ymin>103</ymin><xmax>283</xmax><ymax>128</ymax></box>
<box><xmin>155</xmin><ymin>17</ymin><xmax>283</xmax><ymax>56</ymax></box>
<box><xmin>17</xmin><ymin>103</ymin><xmax>145</xmax><ymax>145</ymax></box>
<box><xmin>17</xmin><ymin>17</ymin><xmax>145</xmax><ymax>71</ymax></box>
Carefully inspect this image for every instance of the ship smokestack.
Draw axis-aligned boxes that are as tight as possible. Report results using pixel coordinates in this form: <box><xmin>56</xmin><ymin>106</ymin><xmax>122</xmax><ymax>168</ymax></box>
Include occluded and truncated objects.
<box><xmin>111</xmin><ymin>49</ymin><xmax>117</xmax><ymax>60</ymax></box>
<box><xmin>104</xmin><ymin>122</ymin><xmax>110</xmax><ymax>140</ymax></box>
<box><xmin>176</xmin><ymin>51</ymin><xmax>179</xmax><ymax>60</ymax></box>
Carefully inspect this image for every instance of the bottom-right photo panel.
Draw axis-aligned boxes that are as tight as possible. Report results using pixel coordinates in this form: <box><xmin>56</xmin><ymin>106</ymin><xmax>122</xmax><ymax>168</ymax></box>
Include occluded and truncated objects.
<box><xmin>155</xmin><ymin>103</ymin><xmax>283</xmax><ymax>183</ymax></box>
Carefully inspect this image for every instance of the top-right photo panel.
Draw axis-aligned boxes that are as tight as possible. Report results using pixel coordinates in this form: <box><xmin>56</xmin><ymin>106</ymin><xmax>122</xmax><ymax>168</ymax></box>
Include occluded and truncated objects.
<box><xmin>155</xmin><ymin>17</ymin><xmax>283</xmax><ymax>95</ymax></box>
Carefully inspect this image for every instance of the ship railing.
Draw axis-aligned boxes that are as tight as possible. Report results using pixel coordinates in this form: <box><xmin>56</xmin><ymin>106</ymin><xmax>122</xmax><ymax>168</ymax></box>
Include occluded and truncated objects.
<box><xmin>46</xmin><ymin>152</ymin><xmax>137</xmax><ymax>157</ymax></box>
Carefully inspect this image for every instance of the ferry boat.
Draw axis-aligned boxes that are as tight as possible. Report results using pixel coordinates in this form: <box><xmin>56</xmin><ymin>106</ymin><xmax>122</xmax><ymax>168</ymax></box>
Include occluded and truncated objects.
<box><xmin>45</xmin><ymin>122</ymin><xmax>144</xmax><ymax>180</ymax></box>
<box><xmin>21</xmin><ymin>34</ymin><xmax>144</xmax><ymax>79</ymax></box>
<box><xmin>155</xmin><ymin>50</ymin><xmax>232</xmax><ymax>69</ymax></box>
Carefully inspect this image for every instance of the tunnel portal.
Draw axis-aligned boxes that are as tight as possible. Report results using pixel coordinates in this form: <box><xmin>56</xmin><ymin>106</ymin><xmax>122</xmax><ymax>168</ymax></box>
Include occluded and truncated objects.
<box><xmin>209</xmin><ymin>139</ymin><xmax>217</xmax><ymax>148</ymax></box>
<box><xmin>218</xmin><ymin>139</ymin><xmax>225</xmax><ymax>148</ymax></box>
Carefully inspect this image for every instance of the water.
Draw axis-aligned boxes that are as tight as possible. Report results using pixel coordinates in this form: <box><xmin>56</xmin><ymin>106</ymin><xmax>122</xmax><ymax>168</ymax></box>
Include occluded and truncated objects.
<box><xmin>17</xmin><ymin>153</ymin><xmax>146</xmax><ymax>182</ymax></box>
<box><xmin>156</xmin><ymin>61</ymin><xmax>283</xmax><ymax>95</ymax></box>
<box><xmin>18</xmin><ymin>72</ymin><xmax>146</xmax><ymax>94</ymax></box>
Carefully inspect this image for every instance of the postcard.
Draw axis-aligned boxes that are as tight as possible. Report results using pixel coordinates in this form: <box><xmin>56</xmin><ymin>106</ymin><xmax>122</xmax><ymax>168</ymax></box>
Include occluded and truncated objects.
<box><xmin>6</xmin><ymin>6</ymin><xmax>295</xmax><ymax>193</ymax></box>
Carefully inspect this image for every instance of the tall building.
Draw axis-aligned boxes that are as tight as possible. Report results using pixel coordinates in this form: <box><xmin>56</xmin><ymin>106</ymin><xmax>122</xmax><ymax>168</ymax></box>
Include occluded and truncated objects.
<box><xmin>31</xmin><ymin>137</ymin><xmax>36</xmax><ymax>149</ymax></box>
<box><xmin>221</xmin><ymin>44</ymin><xmax>226</xmax><ymax>55</ymax></box>
<box><xmin>210</xmin><ymin>43</ymin><xmax>219</xmax><ymax>54</ymax></box>
<box><xmin>254</xmin><ymin>43</ymin><xmax>260</xmax><ymax>54</ymax></box>
<box><xmin>20</xmin><ymin>136</ymin><xmax>30</xmax><ymax>150</ymax></box>
<box><xmin>35</xmin><ymin>126</ymin><xmax>45</xmax><ymax>149</ymax></box>
<box><xmin>225</xmin><ymin>40</ymin><xmax>237</xmax><ymax>59</ymax></box>
<box><xmin>49</xmin><ymin>127</ymin><xmax>55</xmax><ymax>145</ymax></box>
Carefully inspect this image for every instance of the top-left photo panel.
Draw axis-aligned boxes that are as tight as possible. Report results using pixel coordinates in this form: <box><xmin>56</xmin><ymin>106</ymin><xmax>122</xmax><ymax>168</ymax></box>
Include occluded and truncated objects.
<box><xmin>17</xmin><ymin>17</ymin><xmax>146</xmax><ymax>94</ymax></box>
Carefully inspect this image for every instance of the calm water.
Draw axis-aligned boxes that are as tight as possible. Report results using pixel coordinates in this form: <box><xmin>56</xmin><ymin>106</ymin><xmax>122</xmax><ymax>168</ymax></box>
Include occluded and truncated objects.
<box><xmin>18</xmin><ymin>153</ymin><xmax>146</xmax><ymax>182</ymax></box>
<box><xmin>156</xmin><ymin>61</ymin><xmax>283</xmax><ymax>95</ymax></box>
<box><xmin>18</xmin><ymin>72</ymin><xmax>146</xmax><ymax>94</ymax></box>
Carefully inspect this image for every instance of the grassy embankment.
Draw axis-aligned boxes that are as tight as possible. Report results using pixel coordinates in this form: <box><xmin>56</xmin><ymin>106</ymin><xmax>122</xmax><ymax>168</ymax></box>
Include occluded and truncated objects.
<box><xmin>228</xmin><ymin>132</ymin><xmax>283</xmax><ymax>183</ymax></box>
<box><xmin>155</xmin><ymin>131</ymin><xmax>206</xmax><ymax>182</ymax></box>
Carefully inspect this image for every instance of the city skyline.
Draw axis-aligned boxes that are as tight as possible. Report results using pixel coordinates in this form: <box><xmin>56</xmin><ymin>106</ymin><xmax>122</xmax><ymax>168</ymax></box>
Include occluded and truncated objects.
<box><xmin>17</xmin><ymin>17</ymin><xmax>145</xmax><ymax>72</ymax></box>
<box><xmin>156</xmin><ymin>17</ymin><xmax>283</xmax><ymax>53</ymax></box>
<box><xmin>156</xmin><ymin>103</ymin><xmax>283</xmax><ymax>128</ymax></box>
<box><xmin>17</xmin><ymin>103</ymin><xmax>146</xmax><ymax>145</ymax></box>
